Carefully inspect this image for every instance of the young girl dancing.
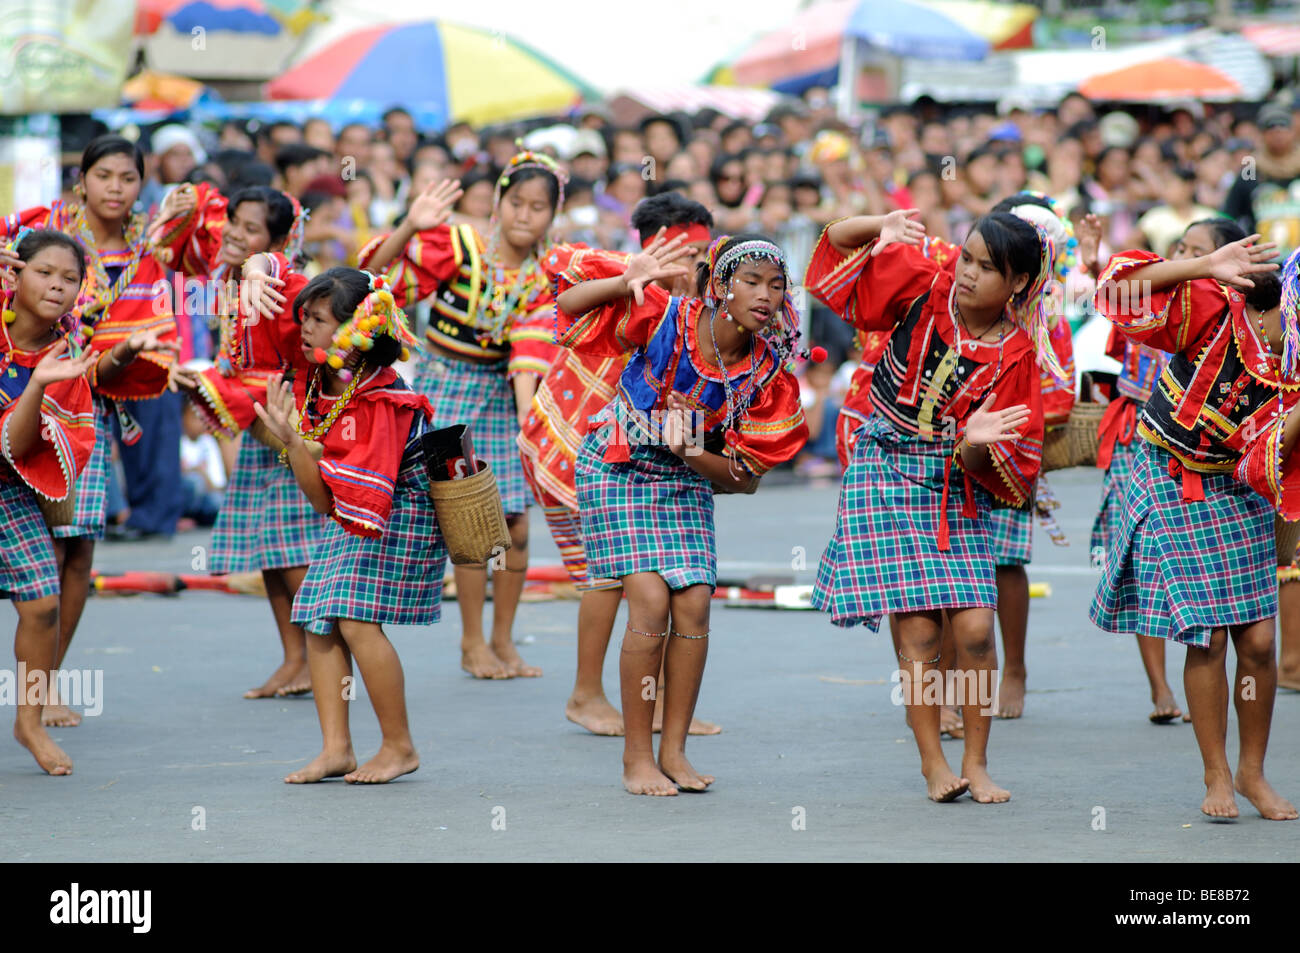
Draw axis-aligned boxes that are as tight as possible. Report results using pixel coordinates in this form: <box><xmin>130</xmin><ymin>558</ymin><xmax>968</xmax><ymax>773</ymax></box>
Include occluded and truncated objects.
<box><xmin>522</xmin><ymin>193</ymin><xmax>720</xmax><ymax>737</ymax></box>
<box><xmin>253</xmin><ymin>268</ymin><xmax>446</xmax><ymax>784</ymax></box>
<box><xmin>1089</xmin><ymin>216</ymin><xmax>1246</xmax><ymax>724</ymax></box>
<box><xmin>0</xmin><ymin>230</ymin><xmax>98</xmax><ymax>773</ymax></box>
<box><xmin>555</xmin><ymin>232</ymin><xmax>809</xmax><ymax>796</ymax></box>
<box><xmin>1091</xmin><ymin>237</ymin><xmax>1299</xmax><ymax>820</ymax></box>
<box><xmin>808</xmin><ymin>212</ymin><xmax>1061</xmax><ymax>804</ymax></box>
<box><xmin>153</xmin><ymin>182</ymin><xmax>323</xmax><ymax>698</ymax></box>
<box><xmin>363</xmin><ymin>153</ymin><xmax>562</xmax><ymax>680</ymax></box>
<box><xmin>1</xmin><ymin>135</ymin><xmax>179</xmax><ymax>727</ymax></box>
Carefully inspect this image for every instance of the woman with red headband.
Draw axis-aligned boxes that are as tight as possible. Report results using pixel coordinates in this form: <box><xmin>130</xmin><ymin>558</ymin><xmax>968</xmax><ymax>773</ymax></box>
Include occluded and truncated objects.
<box><xmin>152</xmin><ymin>181</ymin><xmax>321</xmax><ymax>700</ymax></box>
<box><xmin>362</xmin><ymin>153</ymin><xmax>561</xmax><ymax>680</ymax></box>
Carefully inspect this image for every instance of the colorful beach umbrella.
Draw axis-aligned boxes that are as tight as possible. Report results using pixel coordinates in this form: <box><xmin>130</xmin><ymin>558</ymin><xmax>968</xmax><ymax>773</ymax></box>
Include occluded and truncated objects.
<box><xmin>1079</xmin><ymin>58</ymin><xmax>1242</xmax><ymax>103</ymax></box>
<box><xmin>266</xmin><ymin>20</ymin><xmax>598</xmax><ymax>128</ymax></box>
<box><xmin>719</xmin><ymin>0</ymin><xmax>996</xmax><ymax>94</ymax></box>
<box><xmin>135</xmin><ymin>0</ymin><xmax>282</xmax><ymax>36</ymax></box>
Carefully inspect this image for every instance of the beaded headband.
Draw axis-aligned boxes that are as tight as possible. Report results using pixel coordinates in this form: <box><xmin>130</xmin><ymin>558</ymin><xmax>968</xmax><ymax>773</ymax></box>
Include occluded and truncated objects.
<box><xmin>705</xmin><ymin>235</ymin><xmax>813</xmax><ymax>368</ymax></box>
<box><xmin>1281</xmin><ymin>247</ymin><xmax>1300</xmax><ymax>379</ymax></box>
<box><xmin>493</xmin><ymin>146</ymin><xmax>569</xmax><ymax>216</ymax></box>
<box><xmin>3</xmin><ymin>226</ymin><xmax>79</xmax><ymax>336</ymax></box>
<box><xmin>313</xmin><ymin>273</ymin><xmax>420</xmax><ymax>383</ymax></box>
<box><xmin>1006</xmin><ymin>191</ymin><xmax>1077</xmax><ymax>279</ymax></box>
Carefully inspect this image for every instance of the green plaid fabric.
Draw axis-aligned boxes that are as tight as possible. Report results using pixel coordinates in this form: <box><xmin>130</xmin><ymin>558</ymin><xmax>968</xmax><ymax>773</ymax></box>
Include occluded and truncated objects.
<box><xmin>1090</xmin><ymin>441</ymin><xmax>1275</xmax><ymax>646</ymax></box>
<box><xmin>210</xmin><ymin>438</ymin><xmax>324</xmax><ymax>573</ymax></box>
<box><xmin>51</xmin><ymin>399</ymin><xmax>111</xmax><ymax>541</ymax></box>
<box><xmin>0</xmin><ymin>478</ymin><xmax>60</xmax><ymax>600</ymax></box>
<box><xmin>987</xmin><ymin>507</ymin><xmax>1033</xmax><ymax>567</ymax></box>
<box><xmin>813</xmin><ymin>415</ymin><xmax>997</xmax><ymax>630</ymax></box>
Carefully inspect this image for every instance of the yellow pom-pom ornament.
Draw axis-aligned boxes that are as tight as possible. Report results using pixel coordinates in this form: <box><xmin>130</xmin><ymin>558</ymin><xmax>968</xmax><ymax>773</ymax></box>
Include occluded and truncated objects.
<box><xmin>399</xmin><ymin>347</ymin><xmax>410</xmax><ymax>362</ymax></box>
<box><xmin>352</xmin><ymin>333</ymin><xmax>365</xmax><ymax>347</ymax></box>
<box><xmin>327</xmin><ymin>354</ymin><xmax>344</xmax><ymax>369</ymax></box>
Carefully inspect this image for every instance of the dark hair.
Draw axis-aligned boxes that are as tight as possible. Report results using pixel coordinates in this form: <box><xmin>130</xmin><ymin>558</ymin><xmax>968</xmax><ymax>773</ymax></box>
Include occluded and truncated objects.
<box><xmin>968</xmin><ymin>212</ymin><xmax>1045</xmax><ymax>303</ymax></box>
<box><xmin>1184</xmin><ymin>217</ymin><xmax>1247</xmax><ymax>249</ymax></box>
<box><xmin>229</xmin><ymin>159</ymin><xmax>275</xmax><ymax>191</ymax></box>
<box><xmin>80</xmin><ymin>134</ymin><xmax>144</xmax><ymax>178</ymax></box>
<box><xmin>458</xmin><ymin>164</ymin><xmax>498</xmax><ymax>192</ymax></box>
<box><xmin>15</xmin><ymin>229</ymin><xmax>87</xmax><ymax>284</ymax></box>
<box><xmin>275</xmin><ymin>144</ymin><xmax>328</xmax><ymax>175</ymax></box>
<box><xmin>1246</xmin><ymin>271</ymin><xmax>1283</xmax><ymax>314</ymax></box>
<box><xmin>639</xmin><ymin>114</ymin><xmax>684</xmax><ymax>145</ymax></box>
<box><xmin>694</xmin><ymin>231</ymin><xmax>784</xmax><ymax>299</ymax></box>
<box><xmin>382</xmin><ymin>106</ymin><xmax>412</xmax><ymax>125</ymax></box>
<box><xmin>500</xmin><ymin>165</ymin><xmax>561</xmax><ymax>213</ymax></box>
<box><xmin>293</xmin><ymin>267</ymin><xmax>403</xmax><ymax>368</ymax></box>
<box><xmin>228</xmin><ymin>186</ymin><xmax>296</xmax><ymax>244</ymax></box>
<box><xmin>630</xmin><ymin>192</ymin><xmax>713</xmax><ymax>244</ymax></box>
<box><xmin>907</xmin><ymin>168</ymin><xmax>940</xmax><ymax>188</ymax></box>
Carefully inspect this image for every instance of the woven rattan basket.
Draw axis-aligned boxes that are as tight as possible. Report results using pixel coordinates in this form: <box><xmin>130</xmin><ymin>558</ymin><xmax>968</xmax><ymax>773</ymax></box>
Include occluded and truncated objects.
<box><xmin>37</xmin><ymin>488</ymin><xmax>76</xmax><ymax>528</ymax></box>
<box><xmin>427</xmin><ymin>461</ymin><xmax>511</xmax><ymax>565</ymax></box>
<box><xmin>1040</xmin><ymin>426</ymin><xmax>1071</xmax><ymax>472</ymax></box>
<box><xmin>1065</xmin><ymin>401</ymin><xmax>1106</xmax><ymax>468</ymax></box>
<box><xmin>1276</xmin><ymin>515</ymin><xmax>1300</xmax><ymax>568</ymax></box>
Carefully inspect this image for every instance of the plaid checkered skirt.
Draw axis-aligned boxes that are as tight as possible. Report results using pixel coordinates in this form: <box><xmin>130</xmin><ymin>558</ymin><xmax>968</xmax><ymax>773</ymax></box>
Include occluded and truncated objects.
<box><xmin>1089</xmin><ymin>436</ymin><xmax>1139</xmax><ymax>556</ymax></box>
<box><xmin>1089</xmin><ymin>441</ymin><xmax>1275</xmax><ymax>647</ymax></box>
<box><xmin>413</xmin><ymin>354</ymin><xmax>528</xmax><ymax>516</ymax></box>
<box><xmin>575</xmin><ymin>422</ymin><xmax>716</xmax><ymax>590</ymax></box>
<box><xmin>812</xmin><ymin>415</ymin><xmax>997</xmax><ymax>630</ymax></box>
<box><xmin>210</xmin><ymin>437</ymin><xmax>323</xmax><ymax>573</ymax></box>
<box><xmin>291</xmin><ymin>451</ymin><xmax>448</xmax><ymax>636</ymax></box>
<box><xmin>52</xmin><ymin>398</ymin><xmax>112</xmax><ymax>540</ymax></box>
<box><xmin>0</xmin><ymin>477</ymin><xmax>60</xmax><ymax>601</ymax></box>
<box><xmin>987</xmin><ymin>506</ymin><xmax>1033</xmax><ymax>566</ymax></box>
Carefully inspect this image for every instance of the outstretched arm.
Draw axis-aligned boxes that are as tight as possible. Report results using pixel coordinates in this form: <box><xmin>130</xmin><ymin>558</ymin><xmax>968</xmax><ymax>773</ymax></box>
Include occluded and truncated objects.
<box><xmin>1099</xmin><ymin>234</ymin><xmax>1278</xmax><ymax>300</ymax></box>
<box><xmin>825</xmin><ymin>209</ymin><xmax>924</xmax><ymax>257</ymax></box>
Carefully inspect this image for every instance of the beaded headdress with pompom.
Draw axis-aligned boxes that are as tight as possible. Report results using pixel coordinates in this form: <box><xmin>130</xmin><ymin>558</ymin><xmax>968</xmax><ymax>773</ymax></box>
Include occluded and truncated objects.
<box><xmin>311</xmin><ymin>273</ymin><xmax>420</xmax><ymax>382</ymax></box>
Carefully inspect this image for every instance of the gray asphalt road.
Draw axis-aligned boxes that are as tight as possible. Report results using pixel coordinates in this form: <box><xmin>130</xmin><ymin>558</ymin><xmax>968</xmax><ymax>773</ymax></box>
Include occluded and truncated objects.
<box><xmin>2</xmin><ymin>466</ymin><xmax>1297</xmax><ymax>861</ymax></box>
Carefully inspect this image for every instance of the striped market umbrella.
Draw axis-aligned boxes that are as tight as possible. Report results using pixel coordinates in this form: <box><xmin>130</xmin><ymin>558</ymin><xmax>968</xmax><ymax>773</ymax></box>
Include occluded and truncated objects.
<box><xmin>266</xmin><ymin>20</ymin><xmax>598</xmax><ymax>128</ymax></box>
<box><xmin>1079</xmin><ymin>57</ymin><xmax>1242</xmax><ymax>103</ymax></box>
<box><xmin>135</xmin><ymin>0</ymin><xmax>284</xmax><ymax>36</ymax></box>
<box><xmin>713</xmin><ymin>0</ymin><xmax>1027</xmax><ymax>93</ymax></box>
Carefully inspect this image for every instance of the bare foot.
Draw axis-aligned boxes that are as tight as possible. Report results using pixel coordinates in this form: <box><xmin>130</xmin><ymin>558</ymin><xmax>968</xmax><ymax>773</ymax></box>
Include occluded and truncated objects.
<box><xmin>940</xmin><ymin>705</ymin><xmax>964</xmax><ymax>739</ymax></box>
<box><xmin>1235</xmin><ymin>772</ymin><xmax>1299</xmax><ymax>820</ymax></box>
<box><xmin>1201</xmin><ymin>776</ymin><xmax>1239</xmax><ymax>819</ymax></box>
<box><xmin>461</xmin><ymin>642</ymin><xmax>509</xmax><ymax>679</ymax></box>
<box><xmin>651</xmin><ymin>712</ymin><xmax>723</xmax><ymax>735</ymax></box>
<box><xmin>623</xmin><ymin>759</ymin><xmax>678</xmax><ymax>796</ymax></box>
<box><xmin>244</xmin><ymin>658</ymin><xmax>307</xmax><ymax>698</ymax></box>
<box><xmin>659</xmin><ymin>751</ymin><xmax>714</xmax><ymax>791</ymax></box>
<box><xmin>922</xmin><ymin>762</ymin><xmax>969</xmax><ymax>802</ymax></box>
<box><xmin>275</xmin><ymin>661</ymin><xmax>312</xmax><ymax>697</ymax></box>
<box><xmin>1149</xmin><ymin>689</ymin><xmax>1183</xmax><ymax>724</ymax></box>
<box><xmin>1182</xmin><ymin>710</ymin><xmax>1193</xmax><ymax>723</ymax></box>
<box><xmin>565</xmin><ymin>694</ymin><xmax>624</xmax><ymax>736</ymax></box>
<box><xmin>42</xmin><ymin>704</ymin><xmax>82</xmax><ymax>728</ymax></box>
<box><xmin>285</xmin><ymin>748</ymin><xmax>357</xmax><ymax>784</ymax></box>
<box><xmin>344</xmin><ymin>743</ymin><xmax>419</xmax><ymax>783</ymax></box>
<box><xmin>963</xmin><ymin>761</ymin><xmax>1011</xmax><ymax>803</ymax></box>
<box><xmin>13</xmin><ymin>721</ymin><xmax>72</xmax><ymax>776</ymax></box>
<box><xmin>997</xmin><ymin>671</ymin><xmax>1026</xmax><ymax>718</ymax></box>
<box><xmin>491</xmin><ymin>639</ymin><xmax>542</xmax><ymax>678</ymax></box>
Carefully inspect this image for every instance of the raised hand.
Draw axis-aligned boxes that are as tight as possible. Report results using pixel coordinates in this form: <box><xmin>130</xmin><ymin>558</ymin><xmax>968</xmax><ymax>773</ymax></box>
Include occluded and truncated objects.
<box><xmin>0</xmin><ymin>245</ymin><xmax>24</xmax><ymax>274</ymax></box>
<box><xmin>407</xmin><ymin>178</ymin><xmax>464</xmax><ymax>232</ymax></box>
<box><xmin>625</xmin><ymin>228</ymin><xmax>693</xmax><ymax>305</ymax></box>
<box><xmin>240</xmin><ymin>258</ymin><xmax>287</xmax><ymax>321</ymax></box>
<box><xmin>663</xmin><ymin>391</ymin><xmax>691</xmax><ymax>457</ymax></box>
<box><xmin>1207</xmin><ymin>235</ymin><xmax>1280</xmax><ymax>289</ymax></box>
<box><xmin>964</xmin><ymin>392</ymin><xmax>1030</xmax><ymax>446</ymax></box>
<box><xmin>252</xmin><ymin>374</ymin><xmax>296</xmax><ymax>445</ymax></box>
<box><xmin>167</xmin><ymin>363</ymin><xmax>202</xmax><ymax>393</ymax></box>
<box><xmin>872</xmin><ymin>208</ymin><xmax>926</xmax><ymax>255</ymax></box>
<box><xmin>31</xmin><ymin>341</ymin><xmax>97</xmax><ymax>387</ymax></box>
<box><xmin>127</xmin><ymin>328</ymin><xmax>181</xmax><ymax>357</ymax></box>
<box><xmin>157</xmin><ymin>183</ymin><xmax>197</xmax><ymax>223</ymax></box>
<box><xmin>1075</xmin><ymin>213</ymin><xmax>1102</xmax><ymax>273</ymax></box>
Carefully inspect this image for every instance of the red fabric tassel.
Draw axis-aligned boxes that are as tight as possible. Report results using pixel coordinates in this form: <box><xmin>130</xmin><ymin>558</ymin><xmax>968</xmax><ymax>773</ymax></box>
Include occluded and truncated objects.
<box><xmin>602</xmin><ymin>420</ymin><xmax>631</xmax><ymax>463</ymax></box>
<box><xmin>937</xmin><ymin>459</ymin><xmax>954</xmax><ymax>551</ymax></box>
<box><xmin>961</xmin><ymin>471</ymin><xmax>977</xmax><ymax>519</ymax></box>
<box><xmin>1167</xmin><ymin>457</ymin><xmax>1205</xmax><ymax>501</ymax></box>
<box><xmin>1095</xmin><ymin>397</ymin><xmax>1136</xmax><ymax>470</ymax></box>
